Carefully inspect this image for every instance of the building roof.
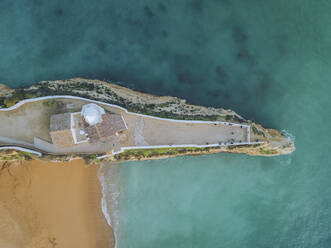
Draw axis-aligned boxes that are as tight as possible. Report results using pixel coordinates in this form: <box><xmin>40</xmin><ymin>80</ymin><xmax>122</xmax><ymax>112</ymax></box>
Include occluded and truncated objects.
<box><xmin>84</xmin><ymin>125</ymin><xmax>99</xmax><ymax>144</ymax></box>
<box><xmin>83</xmin><ymin>114</ymin><xmax>127</xmax><ymax>142</ymax></box>
<box><xmin>72</xmin><ymin>113</ymin><xmax>89</xmax><ymax>143</ymax></box>
<box><xmin>50</xmin><ymin>130</ymin><xmax>74</xmax><ymax>148</ymax></box>
<box><xmin>96</xmin><ymin>114</ymin><xmax>127</xmax><ymax>140</ymax></box>
<box><xmin>50</xmin><ymin>113</ymin><xmax>71</xmax><ymax>131</ymax></box>
<box><xmin>81</xmin><ymin>103</ymin><xmax>105</xmax><ymax>126</ymax></box>
<box><xmin>50</xmin><ymin>110</ymin><xmax>127</xmax><ymax>147</ymax></box>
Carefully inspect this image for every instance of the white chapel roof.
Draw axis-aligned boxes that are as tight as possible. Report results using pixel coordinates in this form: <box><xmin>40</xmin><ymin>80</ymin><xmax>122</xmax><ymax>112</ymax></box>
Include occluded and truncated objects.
<box><xmin>81</xmin><ymin>103</ymin><xmax>105</xmax><ymax>126</ymax></box>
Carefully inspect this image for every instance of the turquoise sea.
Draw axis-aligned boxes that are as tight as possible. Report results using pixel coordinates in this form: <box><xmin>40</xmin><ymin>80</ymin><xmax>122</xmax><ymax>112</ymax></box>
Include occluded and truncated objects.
<box><xmin>1</xmin><ymin>0</ymin><xmax>331</xmax><ymax>247</ymax></box>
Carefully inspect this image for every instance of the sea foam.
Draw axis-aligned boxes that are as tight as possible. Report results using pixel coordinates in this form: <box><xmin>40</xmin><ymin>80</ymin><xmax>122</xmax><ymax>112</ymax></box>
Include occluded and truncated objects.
<box><xmin>281</xmin><ymin>129</ymin><xmax>296</xmax><ymax>143</ymax></box>
<box><xmin>98</xmin><ymin>162</ymin><xmax>121</xmax><ymax>248</ymax></box>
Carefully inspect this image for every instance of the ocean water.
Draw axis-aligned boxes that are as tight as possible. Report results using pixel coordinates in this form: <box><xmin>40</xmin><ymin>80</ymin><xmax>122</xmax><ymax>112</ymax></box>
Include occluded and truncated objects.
<box><xmin>1</xmin><ymin>0</ymin><xmax>331</xmax><ymax>247</ymax></box>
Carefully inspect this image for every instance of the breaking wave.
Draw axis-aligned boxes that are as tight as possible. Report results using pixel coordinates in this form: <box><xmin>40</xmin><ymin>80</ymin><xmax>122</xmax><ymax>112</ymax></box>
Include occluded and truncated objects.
<box><xmin>98</xmin><ymin>162</ymin><xmax>121</xmax><ymax>248</ymax></box>
<box><xmin>281</xmin><ymin>129</ymin><xmax>296</xmax><ymax>142</ymax></box>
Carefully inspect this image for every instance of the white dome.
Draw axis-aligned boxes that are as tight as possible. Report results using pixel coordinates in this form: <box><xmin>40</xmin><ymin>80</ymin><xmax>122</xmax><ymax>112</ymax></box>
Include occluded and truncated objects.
<box><xmin>81</xmin><ymin>103</ymin><xmax>105</xmax><ymax>126</ymax></box>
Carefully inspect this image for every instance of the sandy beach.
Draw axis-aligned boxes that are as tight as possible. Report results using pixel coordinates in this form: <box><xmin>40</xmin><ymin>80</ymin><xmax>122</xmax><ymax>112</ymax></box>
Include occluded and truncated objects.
<box><xmin>0</xmin><ymin>159</ymin><xmax>114</xmax><ymax>248</ymax></box>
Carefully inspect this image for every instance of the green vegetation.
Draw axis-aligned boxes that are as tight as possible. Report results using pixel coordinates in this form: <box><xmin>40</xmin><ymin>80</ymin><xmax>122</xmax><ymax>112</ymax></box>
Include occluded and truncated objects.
<box><xmin>114</xmin><ymin>146</ymin><xmax>213</xmax><ymax>161</ymax></box>
<box><xmin>40</xmin><ymin>154</ymin><xmax>72</xmax><ymax>162</ymax></box>
<box><xmin>43</xmin><ymin>100</ymin><xmax>64</xmax><ymax>109</ymax></box>
<box><xmin>21</xmin><ymin>81</ymin><xmax>225</xmax><ymax>121</ymax></box>
<box><xmin>252</xmin><ymin>125</ymin><xmax>265</xmax><ymax>137</ymax></box>
<box><xmin>42</xmin><ymin>153</ymin><xmax>100</xmax><ymax>164</ymax></box>
<box><xmin>157</xmin><ymin>102</ymin><xmax>172</xmax><ymax>108</ymax></box>
<box><xmin>3</xmin><ymin>95</ymin><xmax>20</xmax><ymax>107</ymax></box>
<box><xmin>81</xmin><ymin>154</ymin><xmax>98</xmax><ymax>164</ymax></box>
<box><xmin>137</xmin><ymin>110</ymin><xmax>222</xmax><ymax>121</ymax></box>
<box><xmin>259</xmin><ymin>148</ymin><xmax>278</xmax><ymax>155</ymax></box>
<box><xmin>1</xmin><ymin>80</ymin><xmax>248</xmax><ymax>124</ymax></box>
<box><xmin>2</xmin><ymin>91</ymin><xmax>37</xmax><ymax>108</ymax></box>
<box><xmin>0</xmin><ymin>149</ymin><xmax>37</xmax><ymax>161</ymax></box>
<box><xmin>225</xmin><ymin>114</ymin><xmax>245</xmax><ymax>123</ymax></box>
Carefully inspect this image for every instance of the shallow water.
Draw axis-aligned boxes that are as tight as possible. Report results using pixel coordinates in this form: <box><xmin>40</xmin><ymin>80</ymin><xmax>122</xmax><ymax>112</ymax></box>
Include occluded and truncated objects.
<box><xmin>1</xmin><ymin>0</ymin><xmax>331</xmax><ymax>247</ymax></box>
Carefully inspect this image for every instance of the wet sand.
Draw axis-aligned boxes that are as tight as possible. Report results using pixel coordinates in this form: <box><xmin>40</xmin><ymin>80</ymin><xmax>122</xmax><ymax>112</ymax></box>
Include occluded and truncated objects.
<box><xmin>0</xmin><ymin>159</ymin><xmax>114</xmax><ymax>248</ymax></box>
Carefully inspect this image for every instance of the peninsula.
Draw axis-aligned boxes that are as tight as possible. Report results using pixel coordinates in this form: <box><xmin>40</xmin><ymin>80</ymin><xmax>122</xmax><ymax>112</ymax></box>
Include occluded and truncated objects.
<box><xmin>0</xmin><ymin>78</ymin><xmax>295</xmax><ymax>248</ymax></box>
<box><xmin>0</xmin><ymin>78</ymin><xmax>295</xmax><ymax>163</ymax></box>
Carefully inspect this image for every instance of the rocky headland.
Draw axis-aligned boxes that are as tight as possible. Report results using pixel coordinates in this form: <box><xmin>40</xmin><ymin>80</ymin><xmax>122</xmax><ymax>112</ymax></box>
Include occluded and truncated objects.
<box><xmin>0</xmin><ymin>78</ymin><xmax>295</xmax><ymax>163</ymax></box>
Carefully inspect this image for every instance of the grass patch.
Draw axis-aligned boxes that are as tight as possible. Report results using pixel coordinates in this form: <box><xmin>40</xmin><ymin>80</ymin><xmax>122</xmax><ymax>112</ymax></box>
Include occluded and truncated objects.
<box><xmin>259</xmin><ymin>148</ymin><xmax>278</xmax><ymax>155</ymax></box>
<box><xmin>81</xmin><ymin>154</ymin><xmax>98</xmax><ymax>164</ymax></box>
<box><xmin>3</xmin><ymin>95</ymin><xmax>21</xmax><ymax>107</ymax></box>
<box><xmin>43</xmin><ymin>100</ymin><xmax>64</xmax><ymax>109</ymax></box>
<box><xmin>2</xmin><ymin>91</ymin><xmax>37</xmax><ymax>108</ymax></box>
<box><xmin>114</xmin><ymin>147</ymin><xmax>207</xmax><ymax>160</ymax></box>
<box><xmin>225</xmin><ymin>115</ymin><xmax>245</xmax><ymax>123</ymax></box>
<box><xmin>0</xmin><ymin>149</ymin><xmax>37</xmax><ymax>161</ymax></box>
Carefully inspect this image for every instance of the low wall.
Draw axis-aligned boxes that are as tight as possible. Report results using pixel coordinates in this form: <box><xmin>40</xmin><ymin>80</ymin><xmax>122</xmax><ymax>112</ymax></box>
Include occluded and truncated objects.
<box><xmin>97</xmin><ymin>141</ymin><xmax>265</xmax><ymax>159</ymax></box>
<box><xmin>0</xmin><ymin>95</ymin><xmax>251</xmax><ymax>126</ymax></box>
<box><xmin>0</xmin><ymin>95</ymin><xmax>260</xmax><ymax>157</ymax></box>
<box><xmin>0</xmin><ymin>146</ymin><xmax>42</xmax><ymax>157</ymax></box>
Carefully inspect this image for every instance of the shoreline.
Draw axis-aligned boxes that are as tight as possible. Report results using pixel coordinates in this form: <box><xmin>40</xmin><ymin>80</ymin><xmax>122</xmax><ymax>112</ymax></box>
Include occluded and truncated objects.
<box><xmin>99</xmin><ymin>163</ymin><xmax>121</xmax><ymax>248</ymax></box>
<box><xmin>0</xmin><ymin>159</ymin><xmax>114</xmax><ymax>248</ymax></box>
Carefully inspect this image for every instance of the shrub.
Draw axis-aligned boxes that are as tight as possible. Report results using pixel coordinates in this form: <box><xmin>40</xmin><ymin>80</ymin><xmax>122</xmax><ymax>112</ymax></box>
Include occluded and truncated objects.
<box><xmin>4</xmin><ymin>95</ymin><xmax>20</xmax><ymax>107</ymax></box>
<box><xmin>3</xmin><ymin>90</ymin><xmax>38</xmax><ymax>108</ymax></box>
<box><xmin>81</xmin><ymin>154</ymin><xmax>98</xmax><ymax>164</ymax></box>
<box><xmin>252</xmin><ymin>125</ymin><xmax>265</xmax><ymax>137</ymax></box>
<box><xmin>259</xmin><ymin>148</ymin><xmax>277</xmax><ymax>155</ymax></box>
<box><xmin>42</xmin><ymin>100</ymin><xmax>65</xmax><ymax>110</ymax></box>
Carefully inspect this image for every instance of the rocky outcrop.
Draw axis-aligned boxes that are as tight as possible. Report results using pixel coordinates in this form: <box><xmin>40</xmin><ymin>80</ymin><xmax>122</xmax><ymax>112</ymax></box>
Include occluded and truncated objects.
<box><xmin>4</xmin><ymin>78</ymin><xmax>243</xmax><ymax>122</ymax></box>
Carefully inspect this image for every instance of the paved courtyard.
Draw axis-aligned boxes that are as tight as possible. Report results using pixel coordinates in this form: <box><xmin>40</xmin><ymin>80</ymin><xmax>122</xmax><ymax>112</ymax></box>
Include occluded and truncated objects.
<box><xmin>0</xmin><ymin>98</ymin><xmax>249</xmax><ymax>154</ymax></box>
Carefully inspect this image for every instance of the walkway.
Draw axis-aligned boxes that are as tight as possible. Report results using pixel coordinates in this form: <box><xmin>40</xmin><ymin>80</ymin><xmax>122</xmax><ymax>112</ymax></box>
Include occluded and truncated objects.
<box><xmin>0</xmin><ymin>95</ymin><xmax>262</xmax><ymax>156</ymax></box>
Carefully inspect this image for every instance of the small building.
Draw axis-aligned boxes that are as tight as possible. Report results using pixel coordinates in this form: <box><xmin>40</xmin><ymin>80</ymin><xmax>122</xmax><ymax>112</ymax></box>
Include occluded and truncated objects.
<box><xmin>50</xmin><ymin>113</ymin><xmax>75</xmax><ymax>148</ymax></box>
<box><xmin>50</xmin><ymin>103</ymin><xmax>127</xmax><ymax>148</ymax></box>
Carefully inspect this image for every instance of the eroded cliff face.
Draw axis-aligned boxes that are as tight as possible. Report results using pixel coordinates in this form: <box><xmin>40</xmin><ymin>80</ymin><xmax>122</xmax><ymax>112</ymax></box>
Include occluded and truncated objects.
<box><xmin>11</xmin><ymin>78</ymin><xmax>242</xmax><ymax>121</ymax></box>
<box><xmin>0</xmin><ymin>78</ymin><xmax>295</xmax><ymax>160</ymax></box>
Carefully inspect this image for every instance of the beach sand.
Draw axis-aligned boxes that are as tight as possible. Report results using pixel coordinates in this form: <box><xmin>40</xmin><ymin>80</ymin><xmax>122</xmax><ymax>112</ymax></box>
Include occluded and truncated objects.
<box><xmin>0</xmin><ymin>159</ymin><xmax>114</xmax><ymax>248</ymax></box>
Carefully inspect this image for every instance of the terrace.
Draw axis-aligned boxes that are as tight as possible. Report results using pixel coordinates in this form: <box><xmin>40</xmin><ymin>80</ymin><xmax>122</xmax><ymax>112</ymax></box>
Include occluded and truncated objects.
<box><xmin>0</xmin><ymin>97</ymin><xmax>253</xmax><ymax>155</ymax></box>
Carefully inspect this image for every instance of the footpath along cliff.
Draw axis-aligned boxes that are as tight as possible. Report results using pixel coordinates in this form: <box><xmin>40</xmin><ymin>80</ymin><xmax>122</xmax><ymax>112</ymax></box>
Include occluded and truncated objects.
<box><xmin>0</xmin><ymin>78</ymin><xmax>295</xmax><ymax>162</ymax></box>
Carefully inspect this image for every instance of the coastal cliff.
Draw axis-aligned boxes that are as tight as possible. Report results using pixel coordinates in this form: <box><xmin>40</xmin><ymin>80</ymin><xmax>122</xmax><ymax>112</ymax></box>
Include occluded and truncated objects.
<box><xmin>0</xmin><ymin>78</ymin><xmax>295</xmax><ymax>162</ymax></box>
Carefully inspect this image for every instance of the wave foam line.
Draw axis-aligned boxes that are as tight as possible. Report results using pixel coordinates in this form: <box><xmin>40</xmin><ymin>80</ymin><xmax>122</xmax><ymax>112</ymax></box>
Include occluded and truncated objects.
<box><xmin>98</xmin><ymin>163</ymin><xmax>120</xmax><ymax>248</ymax></box>
<box><xmin>281</xmin><ymin>129</ymin><xmax>296</xmax><ymax>142</ymax></box>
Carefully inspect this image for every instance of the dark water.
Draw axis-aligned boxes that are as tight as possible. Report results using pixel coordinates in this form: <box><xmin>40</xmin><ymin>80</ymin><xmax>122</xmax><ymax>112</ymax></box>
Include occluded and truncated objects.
<box><xmin>1</xmin><ymin>0</ymin><xmax>331</xmax><ymax>247</ymax></box>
